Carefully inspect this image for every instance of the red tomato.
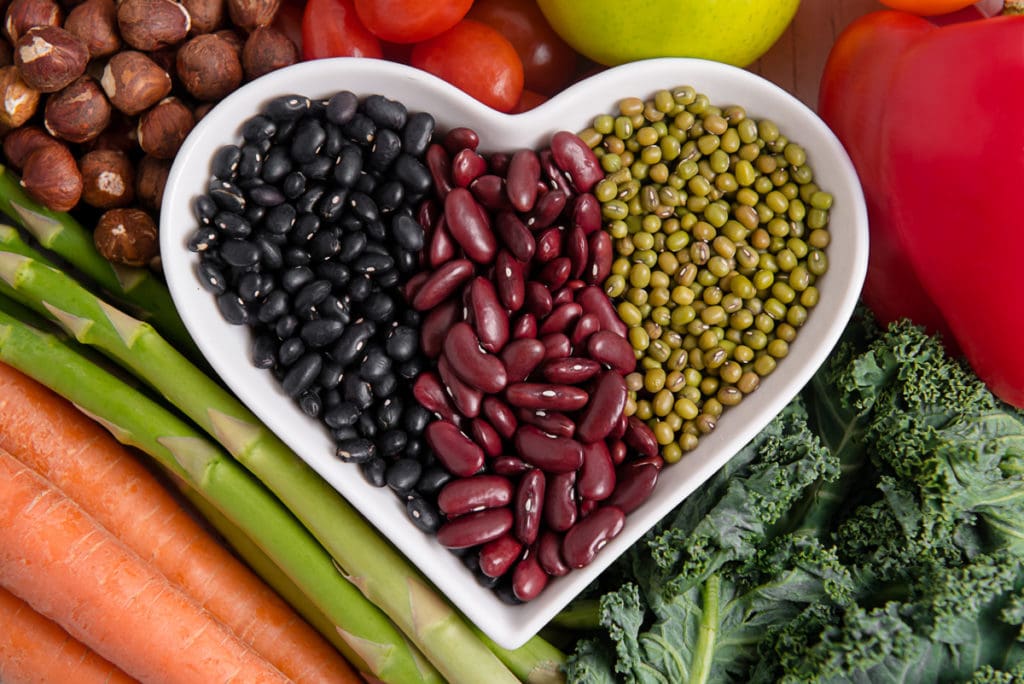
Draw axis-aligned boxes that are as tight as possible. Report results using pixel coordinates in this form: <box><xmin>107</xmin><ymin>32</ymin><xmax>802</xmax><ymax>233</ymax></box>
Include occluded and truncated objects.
<box><xmin>353</xmin><ymin>0</ymin><xmax>473</xmax><ymax>43</ymax></box>
<box><xmin>878</xmin><ymin>0</ymin><xmax>976</xmax><ymax>14</ymax></box>
<box><xmin>466</xmin><ymin>0</ymin><xmax>578</xmax><ymax>96</ymax></box>
<box><xmin>410</xmin><ymin>20</ymin><xmax>524</xmax><ymax>113</ymax></box>
<box><xmin>512</xmin><ymin>89</ymin><xmax>548</xmax><ymax>113</ymax></box>
<box><xmin>302</xmin><ymin>0</ymin><xmax>383</xmax><ymax>60</ymax></box>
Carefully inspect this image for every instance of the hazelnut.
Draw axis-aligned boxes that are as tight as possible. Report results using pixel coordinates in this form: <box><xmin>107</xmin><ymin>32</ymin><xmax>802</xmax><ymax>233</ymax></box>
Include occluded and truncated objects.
<box><xmin>14</xmin><ymin>24</ymin><xmax>88</xmax><ymax>92</ymax></box>
<box><xmin>43</xmin><ymin>74</ymin><xmax>111</xmax><ymax>142</ymax></box>
<box><xmin>100</xmin><ymin>50</ymin><xmax>172</xmax><ymax>115</ymax></box>
<box><xmin>1</xmin><ymin>123</ymin><xmax>59</xmax><ymax>167</ymax></box>
<box><xmin>79</xmin><ymin>148</ymin><xmax>134</xmax><ymax>208</ymax></box>
<box><xmin>83</xmin><ymin>111</ymin><xmax>138</xmax><ymax>154</ymax></box>
<box><xmin>0</xmin><ymin>63</ymin><xmax>40</xmax><ymax>127</ymax></box>
<box><xmin>94</xmin><ymin>207</ymin><xmax>158</xmax><ymax>266</ymax></box>
<box><xmin>135</xmin><ymin>153</ymin><xmax>170</xmax><ymax>210</ymax></box>
<box><xmin>116</xmin><ymin>0</ymin><xmax>191</xmax><ymax>51</ymax></box>
<box><xmin>242</xmin><ymin>25</ymin><xmax>296</xmax><ymax>80</ymax></box>
<box><xmin>181</xmin><ymin>0</ymin><xmax>222</xmax><ymax>34</ymax></box>
<box><xmin>176</xmin><ymin>32</ymin><xmax>241</xmax><ymax>101</ymax></box>
<box><xmin>137</xmin><ymin>95</ymin><xmax>193</xmax><ymax>159</ymax></box>
<box><xmin>213</xmin><ymin>27</ymin><xmax>242</xmax><ymax>55</ymax></box>
<box><xmin>4</xmin><ymin>0</ymin><xmax>61</xmax><ymax>44</ymax></box>
<box><xmin>19</xmin><ymin>140</ymin><xmax>82</xmax><ymax>211</ymax></box>
<box><xmin>226</xmin><ymin>0</ymin><xmax>277</xmax><ymax>32</ymax></box>
<box><xmin>64</xmin><ymin>0</ymin><xmax>120</xmax><ymax>58</ymax></box>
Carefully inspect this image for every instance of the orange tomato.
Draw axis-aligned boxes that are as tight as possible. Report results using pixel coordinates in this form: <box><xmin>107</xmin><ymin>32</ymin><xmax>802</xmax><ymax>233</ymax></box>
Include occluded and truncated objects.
<box><xmin>878</xmin><ymin>0</ymin><xmax>977</xmax><ymax>15</ymax></box>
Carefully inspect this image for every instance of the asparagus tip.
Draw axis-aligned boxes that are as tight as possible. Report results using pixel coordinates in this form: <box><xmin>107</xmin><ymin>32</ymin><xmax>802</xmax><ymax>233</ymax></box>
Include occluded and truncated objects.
<box><xmin>0</xmin><ymin>250</ymin><xmax>29</xmax><ymax>286</ymax></box>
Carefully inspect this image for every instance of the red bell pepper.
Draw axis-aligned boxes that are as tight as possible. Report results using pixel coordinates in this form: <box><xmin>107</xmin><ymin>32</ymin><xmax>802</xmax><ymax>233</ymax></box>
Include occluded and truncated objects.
<box><xmin>819</xmin><ymin>9</ymin><xmax>1024</xmax><ymax>408</ymax></box>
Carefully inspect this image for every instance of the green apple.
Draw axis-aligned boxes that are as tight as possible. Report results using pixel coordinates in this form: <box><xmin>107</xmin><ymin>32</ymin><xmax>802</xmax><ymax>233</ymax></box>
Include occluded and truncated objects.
<box><xmin>536</xmin><ymin>0</ymin><xmax>801</xmax><ymax>67</ymax></box>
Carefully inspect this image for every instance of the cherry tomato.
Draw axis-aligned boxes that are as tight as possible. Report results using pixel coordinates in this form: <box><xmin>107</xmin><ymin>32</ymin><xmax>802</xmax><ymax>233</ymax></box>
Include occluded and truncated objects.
<box><xmin>353</xmin><ymin>0</ymin><xmax>473</xmax><ymax>43</ymax></box>
<box><xmin>302</xmin><ymin>0</ymin><xmax>383</xmax><ymax>60</ymax></box>
<box><xmin>513</xmin><ymin>89</ymin><xmax>548</xmax><ymax>114</ymax></box>
<box><xmin>467</xmin><ymin>0</ymin><xmax>578</xmax><ymax>96</ymax></box>
<box><xmin>878</xmin><ymin>0</ymin><xmax>977</xmax><ymax>15</ymax></box>
<box><xmin>411</xmin><ymin>20</ymin><xmax>524</xmax><ymax>113</ymax></box>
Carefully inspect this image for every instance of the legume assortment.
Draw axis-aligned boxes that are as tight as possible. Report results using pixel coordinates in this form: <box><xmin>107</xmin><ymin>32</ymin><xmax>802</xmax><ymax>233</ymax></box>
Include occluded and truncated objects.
<box><xmin>186</xmin><ymin>83</ymin><xmax>832</xmax><ymax>604</ymax></box>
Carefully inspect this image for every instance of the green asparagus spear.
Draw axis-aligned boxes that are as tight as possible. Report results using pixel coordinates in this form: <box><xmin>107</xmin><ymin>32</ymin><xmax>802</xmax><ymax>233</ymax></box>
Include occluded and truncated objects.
<box><xmin>0</xmin><ymin>249</ymin><xmax>559</xmax><ymax>683</ymax></box>
<box><xmin>0</xmin><ymin>303</ymin><xmax>443</xmax><ymax>684</ymax></box>
<box><xmin>0</xmin><ymin>165</ymin><xmax>199</xmax><ymax>360</ymax></box>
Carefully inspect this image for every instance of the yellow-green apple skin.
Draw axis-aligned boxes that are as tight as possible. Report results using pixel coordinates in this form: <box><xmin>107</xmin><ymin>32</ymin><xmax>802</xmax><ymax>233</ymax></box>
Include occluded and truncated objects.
<box><xmin>536</xmin><ymin>0</ymin><xmax>801</xmax><ymax>67</ymax></box>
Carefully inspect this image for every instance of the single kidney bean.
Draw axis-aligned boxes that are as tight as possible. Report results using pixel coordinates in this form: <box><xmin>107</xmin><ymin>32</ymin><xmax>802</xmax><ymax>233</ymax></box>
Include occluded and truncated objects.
<box><xmin>578</xmin><ymin>440</ymin><xmax>616</xmax><ymax>501</ymax></box>
<box><xmin>444</xmin><ymin>187</ymin><xmax>497</xmax><ymax>264</ymax></box>
<box><xmin>412</xmin><ymin>371</ymin><xmax>458</xmax><ymax>423</ymax></box>
<box><xmin>571</xmin><ymin>193</ymin><xmax>602</xmax><ymax>235</ymax></box>
<box><xmin>494</xmin><ymin>211</ymin><xmax>535</xmax><ymax>262</ymax></box>
<box><xmin>606</xmin><ymin>461</ymin><xmax>660</xmax><ymax>514</ymax></box>
<box><xmin>537</xmin><ymin>531</ymin><xmax>570</xmax><ymax>577</ymax></box>
<box><xmin>451</xmin><ymin>148</ymin><xmax>487</xmax><ymax>187</ymax></box>
<box><xmin>516</xmin><ymin>408</ymin><xmax>575</xmax><ymax>439</ymax></box>
<box><xmin>539</xmin><ymin>302</ymin><xmax>583</xmax><ymax>336</ymax></box>
<box><xmin>571</xmin><ymin>313</ymin><xmax>602</xmax><ymax>349</ymax></box>
<box><xmin>534</xmin><ymin>226</ymin><xmax>564</xmax><ymax>263</ymax></box>
<box><xmin>576</xmin><ymin>286</ymin><xmax>629</xmax><ymax>338</ymax></box>
<box><xmin>411</xmin><ymin>258</ymin><xmax>475</xmax><ymax>310</ymax></box>
<box><xmin>437</xmin><ymin>475</ymin><xmax>514</xmax><ymax>517</ymax></box>
<box><xmin>550</xmin><ymin>131</ymin><xmax>603</xmax><ymax>193</ymax></box>
<box><xmin>442</xmin><ymin>126</ymin><xmax>479</xmax><ymax>155</ymax></box>
<box><xmin>539</xmin><ymin>148</ymin><xmax>574</xmax><ymax>198</ymax></box>
<box><xmin>587</xmin><ymin>330</ymin><xmax>637</xmax><ymax>374</ymax></box>
<box><xmin>541</xmin><ymin>333</ymin><xmax>572</xmax><ymax>360</ymax></box>
<box><xmin>562</xmin><ymin>227</ymin><xmax>586</xmax><ymax>281</ymax></box>
<box><xmin>514</xmin><ymin>468</ymin><xmax>545</xmax><ymax>545</ymax></box>
<box><xmin>506</xmin><ymin>383</ymin><xmax>589</xmax><ymax>412</ymax></box>
<box><xmin>514</xmin><ymin>425</ymin><xmax>584</xmax><ymax>473</ymax></box>
<box><xmin>538</xmin><ymin>257</ymin><xmax>572</xmax><ymax>291</ymax></box>
<box><xmin>420</xmin><ymin>298</ymin><xmax>460</xmax><ymax>359</ymax></box>
<box><xmin>506</xmin><ymin>149</ymin><xmax>541</xmax><ymax>213</ymax></box>
<box><xmin>492</xmin><ymin>455</ymin><xmax>530</xmax><ymax>476</ymax></box>
<box><xmin>468</xmin><ymin>277</ymin><xmax>510</xmax><ymax>353</ymax></box>
<box><xmin>469</xmin><ymin>174</ymin><xmax>513</xmax><ymax>211</ymax></box>
<box><xmin>437</xmin><ymin>356</ymin><xmax>483</xmax><ymax>418</ymax></box>
<box><xmin>443</xmin><ymin>322</ymin><xmax>507</xmax><ymax>394</ymax></box>
<box><xmin>428</xmin><ymin>216</ymin><xmax>457</xmax><ymax>268</ymax></box>
<box><xmin>512</xmin><ymin>312</ymin><xmax>538</xmax><ymax>340</ymax></box>
<box><xmin>512</xmin><ymin>553</ymin><xmax>548</xmax><ymax>602</ymax></box>
<box><xmin>586</xmin><ymin>231</ymin><xmax>613</xmax><ymax>285</ymax></box>
<box><xmin>499</xmin><ymin>338</ymin><xmax>547</xmax><ymax>384</ymax></box>
<box><xmin>426</xmin><ymin>143</ymin><xmax>453</xmax><ymax>197</ymax></box>
<box><xmin>541</xmin><ymin>357</ymin><xmax>602</xmax><ymax>385</ymax></box>
<box><xmin>482</xmin><ymin>396</ymin><xmax>518</xmax><ymax>440</ymax></box>
<box><xmin>577</xmin><ymin>371</ymin><xmax>629</xmax><ymax>443</ymax></box>
<box><xmin>544</xmin><ymin>470</ymin><xmax>578</xmax><ymax>532</ymax></box>
<box><xmin>436</xmin><ymin>507</ymin><xmax>513</xmax><ymax>548</ymax></box>
<box><xmin>524</xmin><ymin>282</ymin><xmax>554</xmax><ymax>318</ymax></box>
<box><xmin>418</xmin><ymin>197</ymin><xmax>440</xmax><ymax>234</ymax></box>
<box><xmin>495</xmin><ymin>250</ymin><xmax>526</xmax><ymax>311</ymax></box>
<box><xmin>527</xmin><ymin>189</ymin><xmax>567</xmax><ymax>230</ymax></box>
<box><xmin>609</xmin><ymin>412</ymin><xmax>628</xmax><ymax>440</ymax></box>
<box><xmin>624</xmin><ymin>415</ymin><xmax>659</xmax><ymax>459</ymax></box>
<box><xmin>403</xmin><ymin>270</ymin><xmax>430</xmax><ymax>304</ymax></box>
<box><xmin>550</xmin><ymin>285</ymin><xmax>577</xmax><ymax>307</ymax></box>
<box><xmin>470</xmin><ymin>417</ymin><xmax>503</xmax><ymax>457</ymax></box>
<box><xmin>425</xmin><ymin>420</ymin><xmax>485</xmax><ymax>477</ymax></box>
<box><xmin>609</xmin><ymin>439</ymin><xmax>628</xmax><ymax>465</ymax></box>
<box><xmin>479</xmin><ymin>534</ymin><xmax>523</xmax><ymax>578</ymax></box>
<box><xmin>561</xmin><ymin>505</ymin><xmax>625</xmax><ymax>568</ymax></box>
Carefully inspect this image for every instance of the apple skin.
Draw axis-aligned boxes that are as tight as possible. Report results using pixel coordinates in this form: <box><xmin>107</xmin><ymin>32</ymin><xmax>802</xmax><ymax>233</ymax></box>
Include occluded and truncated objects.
<box><xmin>536</xmin><ymin>0</ymin><xmax>801</xmax><ymax>67</ymax></box>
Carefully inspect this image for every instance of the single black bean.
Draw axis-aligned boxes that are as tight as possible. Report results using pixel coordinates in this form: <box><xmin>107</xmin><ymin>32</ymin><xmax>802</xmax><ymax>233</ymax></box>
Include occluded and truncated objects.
<box><xmin>401</xmin><ymin>111</ymin><xmax>435</xmax><ymax>157</ymax></box>
<box><xmin>363</xmin><ymin>218</ymin><xmax>387</xmax><ymax>243</ymax></box>
<box><xmin>275</xmin><ymin>313</ymin><xmax>298</xmax><ymax>339</ymax></box>
<box><xmin>257</xmin><ymin>289</ymin><xmax>289</xmax><ymax>323</ymax></box>
<box><xmin>278</xmin><ymin>337</ymin><xmax>305</xmax><ymax>366</ymax></box>
<box><xmin>385</xmin><ymin>325</ymin><xmax>417</xmax><ymax>362</ymax></box>
<box><xmin>403</xmin><ymin>403</ymin><xmax>432</xmax><ymax>435</ymax></box>
<box><xmin>337</xmin><ymin>231</ymin><xmax>367</xmax><ymax>263</ymax></box>
<box><xmin>282</xmin><ymin>352</ymin><xmax>322</xmax><ymax>396</ymax></box>
<box><xmin>379</xmin><ymin>429</ymin><xmax>409</xmax><ymax>458</ymax></box>
<box><xmin>296</xmin><ymin>185</ymin><xmax>325</xmax><ymax>215</ymax></box>
<box><xmin>215</xmin><ymin>212</ymin><xmax>250</xmax><ymax>238</ymax></box>
<box><xmin>406</xmin><ymin>495</ymin><xmax>442</xmax><ymax>533</ymax></box>
<box><xmin>323</xmin><ymin>123</ymin><xmax>343</xmax><ymax>158</ymax></box>
<box><xmin>326</xmin><ymin>90</ymin><xmax>358</xmax><ymax>125</ymax></box>
<box><xmin>385</xmin><ymin>457</ymin><xmax>420</xmax><ymax>492</ymax></box>
<box><xmin>333</xmin><ymin>145</ymin><xmax>363</xmax><ymax>188</ymax></box>
<box><xmin>255</xmin><ymin>235</ymin><xmax>283</xmax><ymax>269</ymax></box>
<box><xmin>360</xmin><ymin>457</ymin><xmax>387</xmax><ymax>487</ymax></box>
<box><xmin>355</xmin><ymin>171</ymin><xmax>378</xmax><ymax>195</ymax></box>
<box><xmin>299</xmin><ymin>390</ymin><xmax>322</xmax><ymax>417</ymax></box>
<box><xmin>343</xmin><ymin>374</ymin><xmax>375</xmax><ymax>410</ymax></box>
<box><xmin>405</xmin><ymin>437</ymin><xmax>424</xmax><ymax>459</ymax></box>
<box><xmin>315</xmin><ymin>262</ymin><xmax>351</xmax><ymax>289</ymax></box>
<box><xmin>333</xmin><ymin>425</ymin><xmax>358</xmax><ymax>441</ymax></box>
<box><xmin>263</xmin><ymin>203</ymin><xmax>296</xmax><ymax>234</ymax></box>
<box><xmin>395</xmin><ymin>249</ymin><xmax>418</xmax><ymax>274</ymax></box>
<box><xmin>281</xmin><ymin>265</ymin><xmax>315</xmax><ymax>292</ymax></box>
<box><xmin>309</xmin><ymin>229</ymin><xmax>341</xmax><ymax>261</ymax></box>
<box><xmin>274</xmin><ymin>117</ymin><xmax>298</xmax><ymax>143</ymax></box>
<box><xmin>346</xmin><ymin>274</ymin><xmax>373</xmax><ymax>302</ymax></box>
<box><xmin>336</xmin><ymin>437</ymin><xmax>376</xmax><ymax>463</ymax></box>
<box><xmin>248</xmin><ymin>183</ymin><xmax>285</xmax><ymax>207</ymax></box>
<box><xmin>342</xmin><ymin>112</ymin><xmax>376</xmax><ymax>145</ymax></box>
<box><xmin>376</xmin><ymin>396</ymin><xmax>404</xmax><ymax>430</ymax></box>
<box><xmin>357</xmin><ymin>411</ymin><xmax>378</xmax><ymax>438</ymax></box>
<box><xmin>396</xmin><ymin>357</ymin><xmax>424</xmax><ymax>381</ymax></box>
<box><xmin>264</xmin><ymin>94</ymin><xmax>310</xmax><ymax>121</ymax></box>
<box><xmin>324</xmin><ymin>401</ymin><xmax>360</xmax><ymax>429</ymax></box>
<box><xmin>209</xmin><ymin>179</ymin><xmax>246</xmax><ymax>213</ymax></box>
<box><xmin>325</xmin><ymin>389</ymin><xmax>343</xmax><ymax>409</ymax></box>
<box><xmin>354</xmin><ymin>252</ymin><xmax>393</xmax><ymax>275</ymax></box>
<box><xmin>371</xmin><ymin>372</ymin><xmax>397</xmax><ymax>399</ymax></box>
<box><xmin>393</xmin><ymin>154</ymin><xmax>432</xmax><ymax>195</ymax></box>
<box><xmin>349</xmin><ymin>192</ymin><xmax>378</xmax><ymax>223</ymax></box>
<box><xmin>196</xmin><ymin>260</ymin><xmax>227</xmax><ymax>294</ymax></box>
<box><xmin>244</xmin><ymin>203</ymin><xmax>266</xmax><ymax>226</ymax></box>
<box><xmin>359</xmin><ymin>346</ymin><xmax>392</xmax><ymax>381</ymax></box>
<box><xmin>369</xmin><ymin>128</ymin><xmax>402</xmax><ymax>170</ymax></box>
<box><xmin>238</xmin><ymin>144</ymin><xmax>263</xmax><ymax>178</ymax></box>
<box><xmin>283</xmin><ymin>246</ymin><xmax>310</xmax><ymax>267</ymax></box>
<box><xmin>362</xmin><ymin>292</ymin><xmax>395</xmax><ymax>323</ymax></box>
<box><xmin>194</xmin><ymin>194</ymin><xmax>217</xmax><ymax>224</ymax></box>
<box><xmin>236</xmin><ymin>271</ymin><xmax>264</xmax><ymax>303</ymax></box>
<box><xmin>211</xmin><ymin>145</ymin><xmax>241</xmax><ymax>179</ymax></box>
<box><xmin>281</xmin><ymin>171</ymin><xmax>306</xmax><ymax>198</ymax></box>
<box><xmin>241</xmin><ymin>114</ymin><xmax>277</xmax><ymax>141</ymax></box>
<box><xmin>374</xmin><ymin>180</ymin><xmax>404</xmax><ymax>214</ymax></box>
<box><xmin>390</xmin><ymin>213</ymin><xmax>425</xmax><ymax>252</ymax></box>
<box><xmin>291</xmin><ymin>119</ymin><xmax>327</xmax><ymax>164</ymax></box>
<box><xmin>219</xmin><ymin>239</ymin><xmax>259</xmax><ymax>267</ymax></box>
<box><xmin>318</xmin><ymin>361</ymin><xmax>344</xmax><ymax>390</ymax></box>
<box><xmin>331</xmin><ymin>320</ymin><xmax>376</xmax><ymax>367</ymax></box>
<box><xmin>251</xmin><ymin>333</ymin><xmax>277</xmax><ymax>369</ymax></box>
<box><xmin>294</xmin><ymin>279</ymin><xmax>332</xmax><ymax>311</ymax></box>
<box><xmin>262</xmin><ymin>145</ymin><xmax>292</xmax><ymax>183</ymax></box>
<box><xmin>363</xmin><ymin>94</ymin><xmax>407</xmax><ymax>131</ymax></box>
<box><xmin>300</xmin><ymin>318</ymin><xmax>345</xmax><ymax>347</ymax></box>
<box><xmin>301</xmin><ymin>156</ymin><xmax>334</xmax><ymax>181</ymax></box>
<box><xmin>216</xmin><ymin>292</ymin><xmax>249</xmax><ymax>325</ymax></box>
<box><xmin>289</xmin><ymin>213</ymin><xmax>320</xmax><ymax>245</ymax></box>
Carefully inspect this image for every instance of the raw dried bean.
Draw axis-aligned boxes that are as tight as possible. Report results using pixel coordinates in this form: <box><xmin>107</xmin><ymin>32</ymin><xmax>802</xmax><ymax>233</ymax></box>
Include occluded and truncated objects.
<box><xmin>426</xmin><ymin>143</ymin><xmax>453</xmax><ymax>197</ymax></box>
<box><xmin>511</xmin><ymin>553</ymin><xmax>548</xmax><ymax>602</ymax></box>
<box><xmin>527</xmin><ymin>189</ymin><xmax>567</xmax><ymax>229</ymax></box>
<box><xmin>576</xmin><ymin>286</ymin><xmax>629</xmax><ymax>338</ymax></box>
<box><xmin>538</xmin><ymin>257</ymin><xmax>572</xmax><ymax>290</ymax></box>
<box><xmin>571</xmin><ymin>193</ymin><xmax>602</xmax><ymax>235</ymax></box>
<box><xmin>550</xmin><ymin>284</ymin><xmax>576</xmax><ymax>307</ymax></box>
<box><xmin>468</xmin><ymin>277</ymin><xmax>510</xmax><ymax>353</ymax></box>
<box><xmin>524</xmin><ymin>282</ymin><xmax>554</xmax><ymax>318</ymax></box>
<box><xmin>606</xmin><ymin>461</ymin><xmax>660</xmax><ymax>514</ymax></box>
<box><xmin>469</xmin><ymin>174</ymin><xmax>513</xmax><ymax>210</ymax></box>
<box><xmin>550</xmin><ymin>131</ymin><xmax>603</xmax><ymax>193</ymax></box>
<box><xmin>540</xmin><ymin>357</ymin><xmax>602</xmax><ymax>384</ymax></box>
<box><xmin>513</xmin><ymin>425</ymin><xmax>584</xmax><ymax>473</ymax></box>
<box><xmin>499</xmin><ymin>338</ymin><xmax>547</xmax><ymax>384</ymax></box>
<box><xmin>443</xmin><ymin>322</ymin><xmax>508</xmax><ymax>394</ymax></box>
<box><xmin>566</xmin><ymin>226</ymin><xmax>589</xmax><ymax>280</ymax></box>
<box><xmin>442</xmin><ymin>126</ymin><xmax>479</xmax><ymax>154</ymax></box>
<box><xmin>492</xmin><ymin>455</ymin><xmax>530</xmax><ymax>476</ymax></box>
<box><xmin>437</xmin><ymin>475</ymin><xmax>514</xmax><ymax>517</ymax></box>
<box><xmin>411</xmin><ymin>258</ymin><xmax>474</xmax><ymax>310</ymax></box>
<box><xmin>479</xmin><ymin>534</ymin><xmax>523</xmax><ymax>578</ymax></box>
<box><xmin>571</xmin><ymin>313</ymin><xmax>602</xmax><ymax>349</ymax></box>
<box><xmin>539</xmin><ymin>302</ymin><xmax>583</xmax><ymax>336</ymax></box>
<box><xmin>418</xmin><ymin>298</ymin><xmax>458</xmax><ymax>356</ymax></box>
<box><xmin>436</xmin><ymin>508</ymin><xmax>513</xmax><ymax>548</ymax></box>
<box><xmin>444</xmin><ymin>187</ymin><xmax>497</xmax><ymax>264</ymax></box>
<box><xmin>609</xmin><ymin>439</ymin><xmax>628</xmax><ymax>465</ymax></box>
<box><xmin>428</xmin><ymin>216</ymin><xmax>457</xmax><ymax>267</ymax></box>
<box><xmin>506</xmin><ymin>149</ymin><xmax>541</xmax><ymax>212</ymax></box>
<box><xmin>578</xmin><ymin>440</ymin><xmax>616</xmax><ymax>501</ymax></box>
<box><xmin>587</xmin><ymin>330</ymin><xmax>637</xmax><ymax>374</ymax></box>
<box><xmin>470</xmin><ymin>417</ymin><xmax>503</xmax><ymax>457</ymax></box>
<box><xmin>494</xmin><ymin>211</ymin><xmax>535</xmax><ymax>262</ymax></box>
<box><xmin>495</xmin><ymin>249</ymin><xmax>526</xmax><ymax>311</ymax></box>
<box><xmin>512</xmin><ymin>312</ymin><xmax>538</xmax><ymax>339</ymax></box>
<box><xmin>561</xmin><ymin>505</ymin><xmax>625</xmax><ymax>568</ymax></box>
<box><xmin>544</xmin><ymin>470</ymin><xmax>577</xmax><ymax>532</ymax></box>
<box><xmin>541</xmin><ymin>333</ymin><xmax>572</xmax><ymax>360</ymax></box>
<box><xmin>537</xmin><ymin>530</ymin><xmax>570</xmax><ymax>577</ymax></box>
<box><xmin>516</xmin><ymin>408</ymin><xmax>575</xmax><ymax>439</ymax></box>
<box><xmin>451</xmin><ymin>148</ymin><xmax>487</xmax><ymax>187</ymax></box>
<box><xmin>585</xmin><ymin>231</ymin><xmax>613</xmax><ymax>285</ymax></box>
<box><xmin>412</xmin><ymin>371</ymin><xmax>459</xmax><ymax>423</ymax></box>
<box><xmin>425</xmin><ymin>420</ymin><xmax>485</xmax><ymax>477</ymax></box>
<box><xmin>577</xmin><ymin>371</ymin><xmax>629</xmax><ymax>443</ymax></box>
<box><xmin>506</xmin><ymin>383</ymin><xmax>589</xmax><ymax>412</ymax></box>
<box><xmin>482</xmin><ymin>396</ymin><xmax>518</xmax><ymax>439</ymax></box>
<box><xmin>437</xmin><ymin>356</ymin><xmax>483</xmax><ymax>418</ymax></box>
<box><xmin>624</xmin><ymin>415</ymin><xmax>659</xmax><ymax>459</ymax></box>
<box><xmin>610</xmin><ymin>412</ymin><xmax>628</xmax><ymax>440</ymax></box>
<box><xmin>539</xmin><ymin>148</ymin><xmax>574</xmax><ymax>197</ymax></box>
<box><xmin>534</xmin><ymin>226</ymin><xmax>564</xmax><ymax>263</ymax></box>
<box><xmin>514</xmin><ymin>468</ymin><xmax>545</xmax><ymax>545</ymax></box>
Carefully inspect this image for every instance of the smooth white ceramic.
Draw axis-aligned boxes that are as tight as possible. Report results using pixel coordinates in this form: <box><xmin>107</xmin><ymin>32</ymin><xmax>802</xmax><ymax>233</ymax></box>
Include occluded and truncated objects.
<box><xmin>160</xmin><ymin>57</ymin><xmax>868</xmax><ymax>650</ymax></box>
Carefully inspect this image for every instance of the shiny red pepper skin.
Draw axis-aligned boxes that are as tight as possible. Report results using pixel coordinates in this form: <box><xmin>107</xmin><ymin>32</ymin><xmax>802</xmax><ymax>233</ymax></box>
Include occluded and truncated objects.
<box><xmin>820</xmin><ymin>11</ymin><xmax>1024</xmax><ymax>408</ymax></box>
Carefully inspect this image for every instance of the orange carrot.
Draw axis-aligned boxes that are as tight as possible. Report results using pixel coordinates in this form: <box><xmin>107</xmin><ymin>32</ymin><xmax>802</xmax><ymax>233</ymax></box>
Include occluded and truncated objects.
<box><xmin>0</xmin><ymin>584</ymin><xmax>137</xmax><ymax>684</ymax></box>
<box><xmin>0</xmin><ymin>363</ymin><xmax>360</xmax><ymax>683</ymax></box>
<box><xmin>0</xmin><ymin>446</ymin><xmax>291</xmax><ymax>684</ymax></box>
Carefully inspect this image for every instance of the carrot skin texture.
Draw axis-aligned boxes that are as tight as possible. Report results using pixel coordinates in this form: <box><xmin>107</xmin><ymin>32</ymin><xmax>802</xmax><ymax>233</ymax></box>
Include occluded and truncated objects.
<box><xmin>0</xmin><ymin>362</ymin><xmax>357</xmax><ymax>684</ymax></box>
<box><xmin>0</xmin><ymin>447</ymin><xmax>290</xmax><ymax>684</ymax></box>
<box><xmin>0</xmin><ymin>584</ymin><xmax>135</xmax><ymax>684</ymax></box>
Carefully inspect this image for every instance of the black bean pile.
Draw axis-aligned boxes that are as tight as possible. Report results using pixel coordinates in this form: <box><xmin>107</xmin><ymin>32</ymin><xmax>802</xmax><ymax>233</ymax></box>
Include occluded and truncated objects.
<box><xmin>187</xmin><ymin>91</ymin><xmax>444</xmax><ymax>501</ymax></box>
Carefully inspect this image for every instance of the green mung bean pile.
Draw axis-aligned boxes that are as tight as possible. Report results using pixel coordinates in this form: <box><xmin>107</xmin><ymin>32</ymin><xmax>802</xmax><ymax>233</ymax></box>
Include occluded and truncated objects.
<box><xmin>579</xmin><ymin>86</ymin><xmax>832</xmax><ymax>463</ymax></box>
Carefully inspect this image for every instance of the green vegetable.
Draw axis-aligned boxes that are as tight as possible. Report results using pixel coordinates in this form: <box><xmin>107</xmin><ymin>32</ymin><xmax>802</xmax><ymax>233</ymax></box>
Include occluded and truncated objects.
<box><xmin>564</xmin><ymin>310</ymin><xmax>1024</xmax><ymax>683</ymax></box>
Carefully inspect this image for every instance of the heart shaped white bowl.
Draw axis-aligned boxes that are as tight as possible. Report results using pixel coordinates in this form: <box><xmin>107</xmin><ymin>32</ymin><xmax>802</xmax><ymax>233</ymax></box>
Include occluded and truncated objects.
<box><xmin>161</xmin><ymin>57</ymin><xmax>868</xmax><ymax>650</ymax></box>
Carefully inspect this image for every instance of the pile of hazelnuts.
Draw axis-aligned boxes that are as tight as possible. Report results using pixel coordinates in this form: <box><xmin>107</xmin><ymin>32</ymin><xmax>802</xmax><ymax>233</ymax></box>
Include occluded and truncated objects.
<box><xmin>0</xmin><ymin>0</ymin><xmax>300</xmax><ymax>266</ymax></box>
